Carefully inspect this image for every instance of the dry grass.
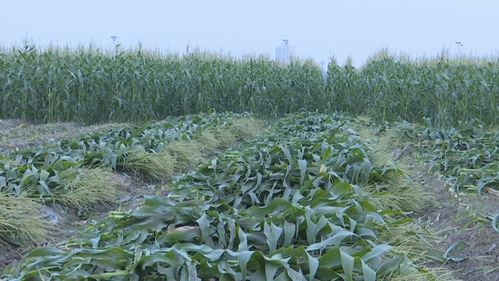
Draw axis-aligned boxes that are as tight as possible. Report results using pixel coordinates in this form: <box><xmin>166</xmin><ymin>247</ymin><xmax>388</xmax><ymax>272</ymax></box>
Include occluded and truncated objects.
<box><xmin>57</xmin><ymin>168</ymin><xmax>123</xmax><ymax>210</ymax></box>
<box><xmin>199</xmin><ymin>117</ymin><xmax>265</xmax><ymax>148</ymax></box>
<box><xmin>384</xmin><ymin>269</ymin><xmax>458</xmax><ymax>281</ymax></box>
<box><xmin>0</xmin><ymin>194</ymin><xmax>49</xmax><ymax>245</ymax></box>
<box><xmin>366</xmin><ymin>182</ymin><xmax>431</xmax><ymax>213</ymax></box>
<box><xmin>354</xmin><ymin>119</ymin><xmax>458</xmax><ymax>280</ymax></box>
<box><xmin>197</xmin><ymin>130</ymin><xmax>220</xmax><ymax>150</ymax></box>
<box><xmin>228</xmin><ymin>117</ymin><xmax>266</xmax><ymax>139</ymax></box>
<box><xmin>119</xmin><ymin>117</ymin><xmax>264</xmax><ymax>181</ymax></box>
<box><xmin>164</xmin><ymin>141</ymin><xmax>204</xmax><ymax>171</ymax></box>
<box><xmin>118</xmin><ymin>150</ymin><xmax>175</xmax><ymax>182</ymax></box>
<box><xmin>163</xmin><ymin>117</ymin><xmax>265</xmax><ymax>171</ymax></box>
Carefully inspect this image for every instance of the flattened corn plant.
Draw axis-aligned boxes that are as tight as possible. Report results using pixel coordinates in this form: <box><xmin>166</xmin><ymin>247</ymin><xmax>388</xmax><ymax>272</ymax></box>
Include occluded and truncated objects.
<box><xmin>0</xmin><ymin>113</ymin><xmax>246</xmax><ymax>202</ymax></box>
<box><xmin>0</xmin><ymin>113</ymin><xmax>261</xmax><ymax>248</ymax></box>
<box><xmin>397</xmin><ymin>122</ymin><xmax>498</xmax><ymax>194</ymax></box>
<box><xmin>4</xmin><ymin>113</ymin><xmax>426</xmax><ymax>280</ymax></box>
<box><xmin>392</xmin><ymin>121</ymin><xmax>498</xmax><ymax>233</ymax></box>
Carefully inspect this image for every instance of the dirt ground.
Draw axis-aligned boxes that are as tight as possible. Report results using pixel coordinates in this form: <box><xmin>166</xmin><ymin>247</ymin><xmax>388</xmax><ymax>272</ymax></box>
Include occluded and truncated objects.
<box><xmin>0</xmin><ymin>119</ymin><xmax>130</xmax><ymax>154</ymax></box>
<box><xmin>356</xmin><ymin>120</ymin><xmax>498</xmax><ymax>281</ymax></box>
<box><xmin>414</xmin><ymin>165</ymin><xmax>499</xmax><ymax>281</ymax></box>
<box><xmin>388</xmin><ymin>132</ymin><xmax>499</xmax><ymax>281</ymax></box>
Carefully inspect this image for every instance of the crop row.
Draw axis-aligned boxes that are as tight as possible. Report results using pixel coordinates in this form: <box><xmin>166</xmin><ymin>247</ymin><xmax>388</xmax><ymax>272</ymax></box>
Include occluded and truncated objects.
<box><xmin>0</xmin><ymin>113</ymin><xmax>244</xmax><ymax>201</ymax></box>
<box><xmin>0</xmin><ymin>46</ymin><xmax>325</xmax><ymax>123</ymax></box>
<box><xmin>398</xmin><ymin>122</ymin><xmax>498</xmax><ymax>194</ymax></box>
<box><xmin>326</xmin><ymin>52</ymin><xmax>498</xmax><ymax>127</ymax></box>
<box><xmin>4</xmin><ymin>113</ymin><xmax>426</xmax><ymax>280</ymax></box>
<box><xmin>0</xmin><ymin>113</ymin><xmax>260</xmax><ymax>246</ymax></box>
<box><xmin>1</xmin><ymin>46</ymin><xmax>497</xmax><ymax>126</ymax></box>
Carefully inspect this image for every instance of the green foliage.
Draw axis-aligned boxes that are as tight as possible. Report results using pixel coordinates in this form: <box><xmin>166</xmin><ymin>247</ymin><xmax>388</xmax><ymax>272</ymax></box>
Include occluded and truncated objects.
<box><xmin>421</xmin><ymin>127</ymin><xmax>498</xmax><ymax>193</ymax></box>
<box><xmin>0</xmin><ymin>113</ymin><xmax>264</xmax><ymax>247</ymax></box>
<box><xmin>493</xmin><ymin>214</ymin><xmax>499</xmax><ymax>232</ymax></box>
<box><xmin>4</xmin><ymin>113</ymin><xmax>426</xmax><ymax>280</ymax></box>
<box><xmin>400</xmin><ymin>123</ymin><xmax>498</xmax><ymax>193</ymax></box>
<box><xmin>327</xmin><ymin>51</ymin><xmax>498</xmax><ymax>127</ymax></box>
<box><xmin>0</xmin><ymin>113</ymin><xmax>248</xmax><ymax>200</ymax></box>
<box><xmin>2</xmin><ymin>45</ymin><xmax>497</xmax><ymax>129</ymax></box>
<box><xmin>0</xmin><ymin>45</ymin><xmax>326</xmax><ymax>124</ymax></box>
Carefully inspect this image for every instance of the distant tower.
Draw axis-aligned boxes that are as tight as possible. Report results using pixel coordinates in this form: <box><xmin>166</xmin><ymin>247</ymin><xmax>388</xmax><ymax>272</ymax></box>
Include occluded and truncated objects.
<box><xmin>275</xmin><ymin>39</ymin><xmax>296</xmax><ymax>64</ymax></box>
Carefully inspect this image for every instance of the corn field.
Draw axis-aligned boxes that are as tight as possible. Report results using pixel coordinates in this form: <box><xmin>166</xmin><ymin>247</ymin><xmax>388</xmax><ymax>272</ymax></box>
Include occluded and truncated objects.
<box><xmin>0</xmin><ymin>44</ymin><xmax>497</xmax><ymax>280</ymax></box>
<box><xmin>1</xmin><ymin>46</ymin><xmax>497</xmax><ymax>127</ymax></box>
<box><xmin>326</xmin><ymin>51</ymin><xmax>499</xmax><ymax>127</ymax></box>
<box><xmin>0</xmin><ymin>45</ymin><xmax>326</xmax><ymax>123</ymax></box>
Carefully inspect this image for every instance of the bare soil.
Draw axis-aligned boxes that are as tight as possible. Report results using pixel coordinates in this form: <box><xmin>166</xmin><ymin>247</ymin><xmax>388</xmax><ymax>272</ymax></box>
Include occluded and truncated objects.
<box><xmin>389</xmin><ymin>134</ymin><xmax>499</xmax><ymax>281</ymax></box>
<box><xmin>0</xmin><ymin>119</ymin><xmax>129</xmax><ymax>154</ymax></box>
<box><xmin>413</xmin><ymin>165</ymin><xmax>499</xmax><ymax>281</ymax></box>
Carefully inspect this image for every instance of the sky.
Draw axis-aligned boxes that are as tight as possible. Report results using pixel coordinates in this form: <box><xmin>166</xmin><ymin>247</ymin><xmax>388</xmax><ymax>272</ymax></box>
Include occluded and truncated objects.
<box><xmin>1</xmin><ymin>0</ymin><xmax>498</xmax><ymax>67</ymax></box>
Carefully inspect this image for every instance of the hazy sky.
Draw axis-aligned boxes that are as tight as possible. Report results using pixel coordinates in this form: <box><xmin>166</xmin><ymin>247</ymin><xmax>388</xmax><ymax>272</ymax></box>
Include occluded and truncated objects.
<box><xmin>1</xmin><ymin>0</ymin><xmax>498</xmax><ymax>66</ymax></box>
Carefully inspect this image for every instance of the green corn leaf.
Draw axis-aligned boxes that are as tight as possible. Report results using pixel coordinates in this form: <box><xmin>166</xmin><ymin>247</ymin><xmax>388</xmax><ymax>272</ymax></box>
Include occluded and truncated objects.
<box><xmin>298</xmin><ymin>159</ymin><xmax>307</xmax><ymax>185</ymax></box>
<box><xmin>340</xmin><ymin>249</ymin><xmax>355</xmax><ymax>281</ymax></box>
<box><xmin>361</xmin><ymin>259</ymin><xmax>376</xmax><ymax>281</ymax></box>
<box><xmin>443</xmin><ymin>240</ymin><xmax>468</xmax><ymax>262</ymax></box>
<box><xmin>491</xmin><ymin>214</ymin><xmax>498</xmax><ymax>232</ymax></box>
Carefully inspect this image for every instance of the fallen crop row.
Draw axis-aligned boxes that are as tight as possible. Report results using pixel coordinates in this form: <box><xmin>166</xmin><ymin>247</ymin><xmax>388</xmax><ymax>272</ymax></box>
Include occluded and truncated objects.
<box><xmin>397</xmin><ymin>122</ymin><xmax>498</xmax><ymax>194</ymax></box>
<box><xmin>0</xmin><ymin>113</ymin><xmax>245</xmax><ymax>201</ymax></box>
<box><xmin>388</xmin><ymin>121</ymin><xmax>499</xmax><ymax>233</ymax></box>
<box><xmin>4</xmin><ymin>113</ymin><xmax>431</xmax><ymax>280</ymax></box>
<box><xmin>0</xmin><ymin>113</ymin><xmax>260</xmax><ymax>246</ymax></box>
